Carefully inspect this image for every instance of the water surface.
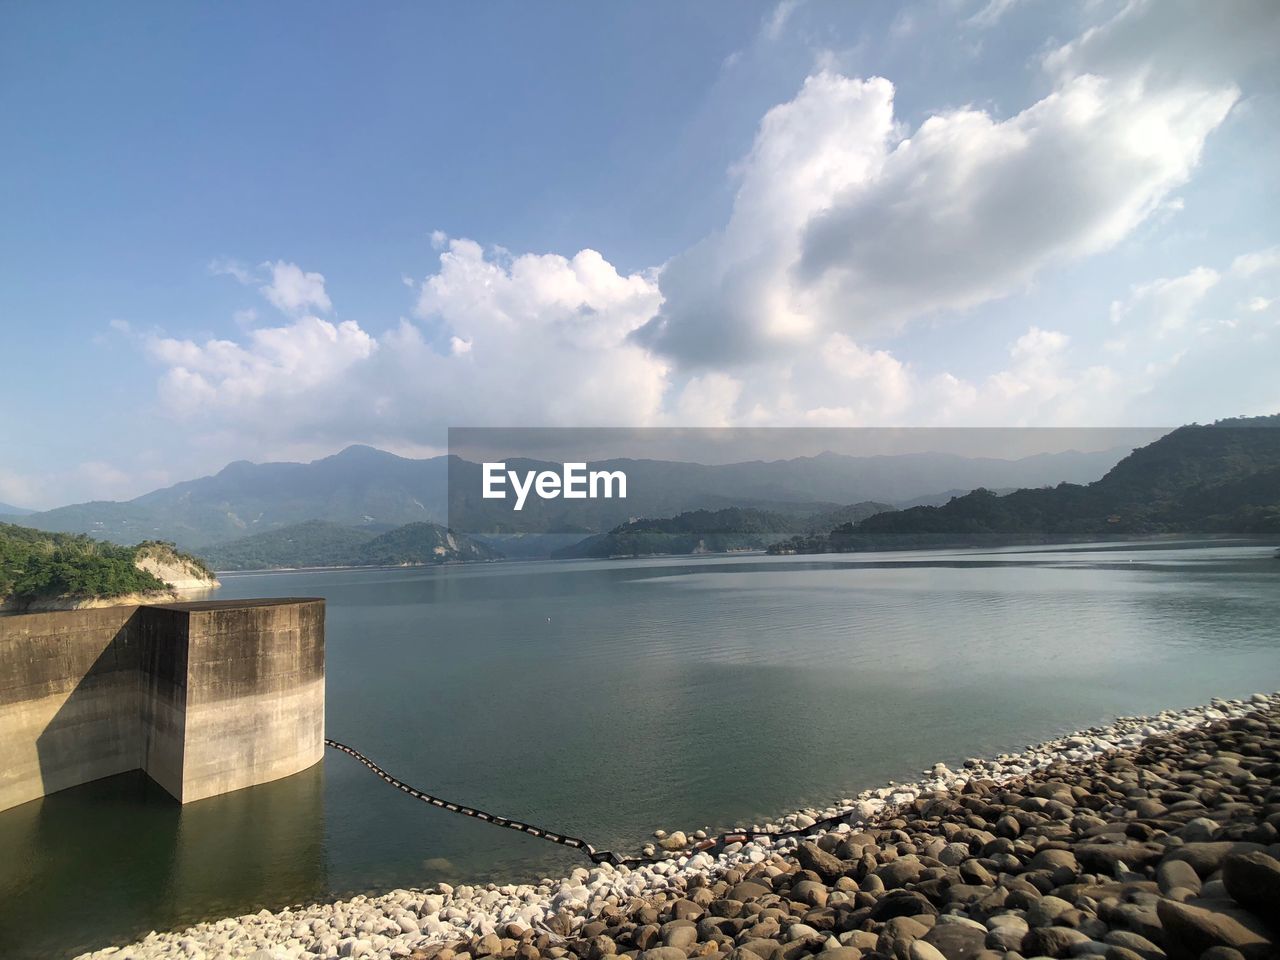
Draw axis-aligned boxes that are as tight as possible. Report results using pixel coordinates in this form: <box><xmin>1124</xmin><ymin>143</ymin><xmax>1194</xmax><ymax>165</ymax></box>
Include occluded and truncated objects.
<box><xmin>3</xmin><ymin>541</ymin><xmax>1278</xmax><ymax>958</ymax></box>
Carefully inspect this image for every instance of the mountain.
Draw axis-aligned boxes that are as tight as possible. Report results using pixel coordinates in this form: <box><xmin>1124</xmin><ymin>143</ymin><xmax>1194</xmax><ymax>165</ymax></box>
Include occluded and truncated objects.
<box><xmin>358</xmin><ymin>522</ymin><xmax>501</xmax><ymax>565</ymax></box>
<box><xmin>892</xmin><ymin>488</ymin><xmax>1017</xmax><ymax>508</ymax></box>
<box><xmin>19</xmin><ymin>442</ymin><xmax>1136</xmax><ymax>548</ymax></box>
<box><xmin>21</xmin><ymin>445</ymin><xmax>449</xmax><ymax>548</ymax></box>
<box><xmin>197</xmin><ymin>519</ymin><xmax>501</xmax><ymax>571</ymax></box>
<box><xmin>551</xmin><ymin>502</ymin><xmax>896</xmax><ymax>559</ymax></box>
<box><xmin>772</xmin><ymin>416</ymin><xmax>1280</xmax><ymax>552</ymax></box>
<box><xmin>446</xmin><ymin>447</ymin><xmax>1133</xmax><ymax>535</ymax></box>
<box><xmin>0</xmin><ymin>502</ymin><xmax>34</xmax><ymax>517</ymax></box>
<box><xmin>552</xmin><ymin>508</ymin><xmax>800</xmax><ymax>559</ymax></box>
<box><xmin>799</xmin><ymin>501</ymin><xmax>898</xmax><ymax>532</ymax></box>
<box><xmin>197</xmin><ymin>520</ymin><xmax>379</xmax><ymax>570</ymax></box>
<box><xmin>0</xmin><ymin>522</ymin><xmax>216</xmax><ymax>611</ymax></box>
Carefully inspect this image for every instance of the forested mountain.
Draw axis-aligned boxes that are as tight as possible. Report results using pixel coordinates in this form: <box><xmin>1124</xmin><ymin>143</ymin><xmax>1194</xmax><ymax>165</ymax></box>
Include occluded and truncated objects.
<box><xmin>197</xmin><ymin>519</ymin><xmax>500</xmax><ymax>570</ymax></box>
<box><xmin>19</xmin><ymin>445</ymin><xmax>449</xmax><ymax>548</ymax></box>
<box><xmin>17</xmin><ymin>442</ymin><xmax>1134</xmax><ymax>548</ymax></box>
<box><xmin>551</xmin><ymin>502</ymin><xmax>894</xmax><ymax>558</ymax></box>
<box><xmin>772</xmin><ymin>416</ymin><xmax>1280</xmax><ymax>552</ymax></box>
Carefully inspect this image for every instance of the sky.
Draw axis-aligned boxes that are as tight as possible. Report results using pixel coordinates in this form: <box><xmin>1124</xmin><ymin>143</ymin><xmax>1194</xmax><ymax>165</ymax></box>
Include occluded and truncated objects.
<box><xmin>1</xmin><ymin>0</ymin><xmax>1278</xmax><ymax>509</ymax></box>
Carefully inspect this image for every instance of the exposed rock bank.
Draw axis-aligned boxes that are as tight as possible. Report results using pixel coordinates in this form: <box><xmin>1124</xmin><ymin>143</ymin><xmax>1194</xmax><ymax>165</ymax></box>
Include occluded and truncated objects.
<box><xmin>77</xmin><ymin>694</ymin><xmax>1280</xmax><ymax>960</ymax></box>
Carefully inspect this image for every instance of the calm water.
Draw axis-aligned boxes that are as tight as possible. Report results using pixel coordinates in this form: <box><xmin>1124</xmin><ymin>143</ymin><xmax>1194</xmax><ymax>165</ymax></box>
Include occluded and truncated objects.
<box><xmin>3</xmin><ymin>541</ymin><xmax>1279</xmax><ymax>958</ymax></box>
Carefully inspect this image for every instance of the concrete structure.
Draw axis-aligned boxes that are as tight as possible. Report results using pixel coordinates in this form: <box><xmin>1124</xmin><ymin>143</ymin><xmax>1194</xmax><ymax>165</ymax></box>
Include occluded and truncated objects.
<box><xmin>0</xmin><ymin>598</ymin><xmax>324</xmax><ymax>812</ymax></box>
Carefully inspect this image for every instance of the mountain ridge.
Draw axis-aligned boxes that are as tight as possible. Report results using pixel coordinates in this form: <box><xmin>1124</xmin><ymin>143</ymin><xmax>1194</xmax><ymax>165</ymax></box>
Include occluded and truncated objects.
<box><xmin>771</xmin><ymin>416</ymin><xmax>1280</xmax><ymax>552</ymax></box>
<box><xmin>18</xmin><ymin>443</ymin><xmax>1140</xmax><ymax>548</ymax></box>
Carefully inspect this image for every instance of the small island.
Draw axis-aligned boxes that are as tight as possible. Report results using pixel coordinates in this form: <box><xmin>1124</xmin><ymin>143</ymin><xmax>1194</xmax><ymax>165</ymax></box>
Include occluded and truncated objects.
<box><xmin>0</xmin><ymin>523</ymin><xmax>218</xmax><ymax>613</ymax></box>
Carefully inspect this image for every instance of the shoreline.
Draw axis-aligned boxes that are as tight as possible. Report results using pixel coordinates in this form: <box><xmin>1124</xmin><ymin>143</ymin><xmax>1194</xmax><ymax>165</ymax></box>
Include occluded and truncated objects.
<box><xmin>209</xmin><ymin>537</ymin><xmax>1279</xmax><ymax>577</ymax></box>
<box><xmin>75</xmin><ymin>690</ymin><xmax>1280</xmax><ymax>960</ymax></box>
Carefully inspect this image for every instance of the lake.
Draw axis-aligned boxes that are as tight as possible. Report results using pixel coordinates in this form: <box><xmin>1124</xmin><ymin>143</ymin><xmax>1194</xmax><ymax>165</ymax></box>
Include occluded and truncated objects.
<box><xmin>3</xmin><ymin>541</ymin><xmax>1278</xmax><ymax>958</ymax></box>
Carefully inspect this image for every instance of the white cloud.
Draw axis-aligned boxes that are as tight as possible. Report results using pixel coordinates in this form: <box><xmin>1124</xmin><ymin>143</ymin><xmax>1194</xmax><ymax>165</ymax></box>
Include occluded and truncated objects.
<box><xmin>130</xmin><ymin>2</ymin><xmax>1278</xmax><ymax>460</ymax></box>
<box><xmin>764</xmin><ymin>0</ymin><xmax>804</xmax><ymax>41</ymax></box>
<box><xmin>1109</xmin><ymin>267</ymin><xmax>1220</xmax><ymax>338</ymax></box>
<box><xmin>260</xmin><ymin>261</ymin><xmax>332</xmax><ymax>315</ymax></box>
<box><xmin>640</xmin><ymin>0</ymin><xmax>1250</xmax><ymax>366</ymax></box>
<box><xmin>142</xmin><ymin>245</ymin><xmax>668</xmax><ymax>442</ymax></box>
<box><xmin>965</xmin><ymin>0</ymin><xmax>1023</xmax><ymax>30</ymax></box>
<box><xmin>148</xmin><ymin>316</ymin><xmax>375</xmax><ymax>416</ymax></box>
<box><xmin>208</xmin><ymin>257</ymin><xmax>254</xmax><ymax>285</ymax></box>
<box><xmin>1044</xmin><ymin>0</ymin><xmax>1279</xmax><ymax>90</ymax></box>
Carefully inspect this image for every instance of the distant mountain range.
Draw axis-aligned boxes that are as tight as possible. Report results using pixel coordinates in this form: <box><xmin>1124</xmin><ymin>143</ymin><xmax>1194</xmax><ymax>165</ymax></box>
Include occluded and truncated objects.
<box><xmin>0</xmin><ymin>502</ymin><xmax>33</xmax><ymax>516</ymax></box>
<box><xmin>14</xmin><ymin>442</ymin><xmax>1138</xmax><ymax>549</ymax></box>
<box><xmin>771</xmin><ymin>415</ymin><xmax>1280</xmax><ymax>552</ymax></box>
<box><xmin>199</xmin><ymin>520</ymin><xmax>500</xmax><ymax>571</ymax></box>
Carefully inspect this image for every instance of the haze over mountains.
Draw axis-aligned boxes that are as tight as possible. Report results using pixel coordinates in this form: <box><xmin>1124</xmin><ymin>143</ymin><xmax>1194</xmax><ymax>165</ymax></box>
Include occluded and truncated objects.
<box><xmin>3</xmin><ymin>443</ymin><xmax>1141</xmax><ymax>550</ymax></box>
<box><xmin>772</xmin><ymin>416</ymin><xmax>1280</xmax><ymax>552</ymax></box>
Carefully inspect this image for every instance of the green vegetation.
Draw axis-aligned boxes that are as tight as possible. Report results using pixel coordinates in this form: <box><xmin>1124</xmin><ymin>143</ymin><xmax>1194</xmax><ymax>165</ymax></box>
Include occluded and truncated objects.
<box><xmin>553</xmin><ymin>502</ymin><xmax>897</xmax><ymax>559</ymax></box>
<box><xmin>197</xmin><ymin>520</ymin><xmax>379</xmax><ymax>570</ymax></box>
<box><xmin>0</xmin><ymin>523</ymin><xmax>192</xmax><ymax>606</ymax></box>
<box><xmin>358</xmin><ymin>522</ymin><xmax>502</xmax><ymax>565</ymax></box>
<box><xmin>771</xmin><ymin>416</ymin><xmax>1280</xmax><ymax>553</ymax></box>
<box><xmin>197</xmin><ymin>519</ymin><xmax>502</xmax><ymax>570</ymax></box>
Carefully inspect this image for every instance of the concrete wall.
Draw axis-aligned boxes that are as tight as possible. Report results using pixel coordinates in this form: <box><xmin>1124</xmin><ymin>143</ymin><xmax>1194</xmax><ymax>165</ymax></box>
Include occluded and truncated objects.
<box><xmin>0</xmin><ymin>599</ymin><xmax>324</xmax><ymax>812</ymax></box>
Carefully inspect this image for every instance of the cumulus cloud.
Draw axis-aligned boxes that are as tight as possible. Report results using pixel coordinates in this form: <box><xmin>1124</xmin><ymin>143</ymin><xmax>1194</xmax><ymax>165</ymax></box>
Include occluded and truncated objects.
<box><xmin>261</xmin><ymin>261</ymin><xmax>332</xmax><ymax>314</ymax></box>
<box><xmin>132</xmin><ymin>1</ymin><xmax>1277</xmax><ymax>455</ymax></box>
<box><xmin>639</xmin><ymin>0</ymin><xmax>1255</xmax><ymax>367</ymax></box>
<box><xmin>144</xmin><ymin>242</ymin><xmax>668</xmax><ymax>442</ymax></box>
<box><xmin>209</xmin><ymin>258</ymin><xmax>333</xmax><ymax>315</ymax></box>
<box><xmin>148</xmin><ymin>316</ymin><xmax>376</xmax><ymax>415</ymax></box>
<box><xmin>1044</xmin><ymin>0</ymin><xmax>1280</xmax><ymax>90</ymax></box>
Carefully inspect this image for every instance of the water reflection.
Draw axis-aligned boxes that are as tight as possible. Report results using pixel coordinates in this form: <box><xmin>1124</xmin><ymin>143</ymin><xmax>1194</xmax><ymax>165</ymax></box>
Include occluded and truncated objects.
<box><xmin>0</xmin><ymin>764</ymin><xmax>325</xmax><ymax>960</ymax></box>
<box><xmin>2</xmin><ymin>541</ymin><xmax>1277</xmax><ymax>958</ymax></box>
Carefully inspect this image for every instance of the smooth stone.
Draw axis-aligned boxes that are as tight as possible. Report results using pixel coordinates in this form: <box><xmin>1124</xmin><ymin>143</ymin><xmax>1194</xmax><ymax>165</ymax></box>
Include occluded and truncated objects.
<box><xmin>1026</xmin><ymin>896</ymin><xmax>1075</xmax><ymax>927</ymax></box>
<box><xmin>921</xmin><ymin>922</ymin><xmax>987</xmax><ymax>960</ymax></box>
<box><xmin>1221</xmin><ymin>850</ymin><xmax>1280</xmax><ymax>918</ymax></box>
<box><xmin>1156</xmin><ymin>859</ymin><xmax>1201</xmax><ymax>896</ymax></box>
<box><xmin>869</xmin><ymin>890</ymin><xmax>938</xmax><ymax>921</ymax></box>
<box><xmin>640</xmin><ymin>950</ymin><xmax>692</xmax><ymax>960</ymax></box>
<box><xmin>1160</xmin><ymin>843</ymin><xmax>1264</xmax><ymax>879</ymax></box>
<box><xmin>795</xmin><ymin>843</ymin><xmax>845</xmax><ymax>880</ymax></box>
<box><xmin>790</xmin><ymin>880</ymin><xmax>829</xmax><ymax>908</ymax></box>
<box><xmin>875</xmin><ymin>860</ymin><xmax>925</xmax><ymax>889</ymax></box>
<box><xmin>812</xmin><ymin>949</ymin><xmax>862</xmax><ymax>960</ymax></box>
<box><xmin>1022</xmin><ymin>926</ymin><xmax>1092</xmax><ymax>958</ymax></box>
<box><xmin>1155</xmin><ymin>899</ymin><xmax>1277</xmax><ymax>960</ymax></box>
<box><xmin>731</xmin><ymin>882</ymin><xmax>772</xmax><ymax>902</ymax></box>
<box><xmin>660</xmin><ymin>920</ymin><xmax>698</xmax><ymax>950</ymax></box>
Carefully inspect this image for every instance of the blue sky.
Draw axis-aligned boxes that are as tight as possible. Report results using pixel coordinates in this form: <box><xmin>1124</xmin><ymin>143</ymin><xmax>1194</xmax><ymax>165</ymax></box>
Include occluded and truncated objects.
<box><xmin>2</xmin><ymin>0</ymin><xmax>1278</xmax><ymax>508</ymax></box>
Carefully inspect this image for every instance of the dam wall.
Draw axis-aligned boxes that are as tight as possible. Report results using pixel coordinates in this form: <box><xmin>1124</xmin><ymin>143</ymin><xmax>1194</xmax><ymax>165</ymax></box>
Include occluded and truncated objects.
<box><xmin>0</xmin><ymin>598</ymin><xmax>324</xmax><ymax>812</ymax></box>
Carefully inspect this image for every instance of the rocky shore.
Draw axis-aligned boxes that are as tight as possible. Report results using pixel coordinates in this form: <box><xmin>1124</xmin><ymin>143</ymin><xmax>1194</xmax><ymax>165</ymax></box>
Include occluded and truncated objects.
<box><xmin>79</xmin><ymin>694</ymin><xmax>1280</xmax><ymax>960</ymax></box>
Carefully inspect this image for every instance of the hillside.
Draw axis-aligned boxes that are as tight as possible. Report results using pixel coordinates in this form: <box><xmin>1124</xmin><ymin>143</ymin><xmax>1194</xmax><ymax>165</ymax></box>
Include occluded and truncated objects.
<box><xmin>18</xmin><ymin>442</ymin><xmax>1136</xmax><ymax>548</ymax></box>
<box><xmin>0</xmin><ymin>501</ymin><xmax>33</xmax><ymax>517</ymax></box>
<box><xmin>20</xmin><ymin>445</ymin><xmax>449</xmax><ymax>548</ymax></box>
<box><xmin>772</xmin><ymin>416</ymin><xmax>1280</xmax><ymax>552</ymax></box>
<box><xmin>549</xmin><ymin>504</ymin><xmax>891</xmax><ymax>558</ymax></box>
<box><xmin>552</xmin><ymin>508</ymin><xmax>793</xmax><ymax>559</ymax></box>
<box><xmin>450</xmin><ymin>446</ymin><xmax>1134</xmax><ymax>534</ymax></box>
<box><xmin>358</xmin><ymin>522</ymin><xmax>502</xmax><ymax>565</ymax></box>
<box><xmin>197</xmin><ymin>520</ymin><xmax>379</xmax><ymax>570</ymax></box>
<box><xmin>0</xmin><ymin>523</ymin><xmax>218</xmax><ymax>611</ymax></box>
<box><xmin>198</xmin><ymin>519</ymin><xmax>501</xmax><ymax>570</ymax></box>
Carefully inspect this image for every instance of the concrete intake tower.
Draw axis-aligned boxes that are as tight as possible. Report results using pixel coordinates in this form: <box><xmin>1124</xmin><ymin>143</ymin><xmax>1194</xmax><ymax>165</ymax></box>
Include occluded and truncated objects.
<box><xmin>0</xmin><ymin>598</ymin><xmax>325</xmax><ymax>812</ymax></box>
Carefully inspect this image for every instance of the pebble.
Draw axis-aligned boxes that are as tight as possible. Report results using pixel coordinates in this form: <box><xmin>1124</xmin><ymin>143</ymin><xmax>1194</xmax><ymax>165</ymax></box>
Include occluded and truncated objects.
<box><xmin>73</xmin><ymin>692</ymin><xmax>1280</xmax><ymax>960</ymax></box>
